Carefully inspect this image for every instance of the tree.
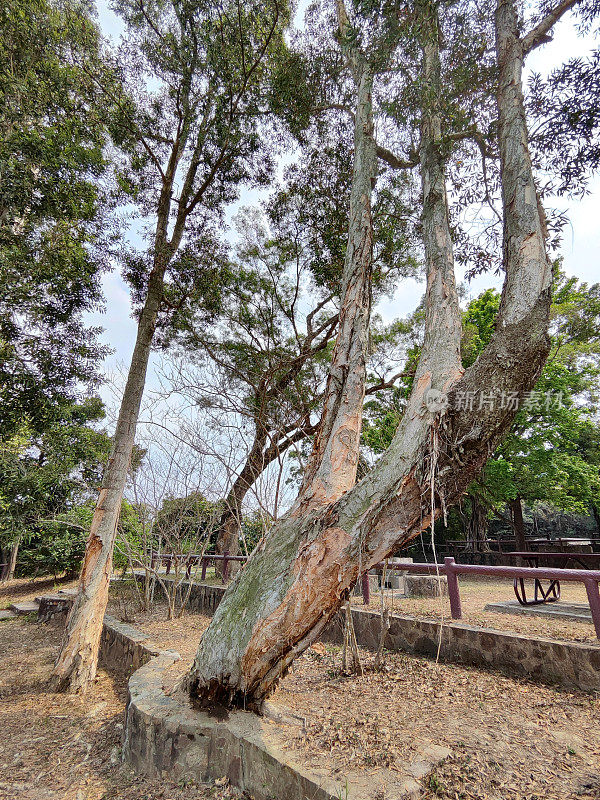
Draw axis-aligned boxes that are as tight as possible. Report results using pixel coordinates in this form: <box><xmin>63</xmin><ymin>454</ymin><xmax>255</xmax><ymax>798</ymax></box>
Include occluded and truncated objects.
<box><xmin>0</xmin><ymin>397</ymin><xmax>112</xmax><ymax>579</ymax></box>
<box><xmin>0</xmin><ymin>0</ymin><xmax>112</xmax><ymax>442</ymax></box>
<box><xmin>468</xmin><ymin>276</ymin><xmax>600</xmax><ymax>548</ymax></box>
<box><xmin>51</xmin><ymin>0</ymin><xmax>290</xmax><ymax>692</ymax></box>
<box><xmin>184</xmin><ymin>0</ymin><xmax>589</xmax><ymax>710</ymax></box>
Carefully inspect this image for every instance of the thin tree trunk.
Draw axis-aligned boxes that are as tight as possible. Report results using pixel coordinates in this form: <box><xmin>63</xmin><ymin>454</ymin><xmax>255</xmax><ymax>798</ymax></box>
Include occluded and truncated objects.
<box><xmin>510</xmin><ymin>496</ymin><xmax>527</xmax><ymax>551</ymax></box>
<box><xmin>1</xmin><ymin>539</ymin><xmax>20</xmax><ymax>581</ymax></box>
<box><xmin>215</xmin><ymin>431</ymin><xmax>269</xmax><ymax>574</ymax></box>
<box><xmin>7</xmin><ymin>538</ymin><xmax>19</xmax><ymax>580</ymax></box>
<box><xmin>49</xmin><ymin>261</ymin><xmax>166</xmax><ymax>693</ymax></box>
<box><xmin>215</xmin><ymin>422</ymin><xmax>314</xmax><ymax>574</ymax></box>
<box><xmin>184</xmin><ymin>0</ymin><xmax>552</xmax><ymax>711</ymax></box>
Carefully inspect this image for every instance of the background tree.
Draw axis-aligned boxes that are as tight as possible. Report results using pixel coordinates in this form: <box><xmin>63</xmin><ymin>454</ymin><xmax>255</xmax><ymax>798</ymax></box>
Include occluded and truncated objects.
<box><xmin>0</xmin><ymin>397</ymin><xmax>112</xmax><ymax>579</ymax></box>
<box><xmin>0</xmin><ymin>0</ymin><xmax>112</xmax><ymax>435</ymax></box>
<box><xmin>0</xmin><ymin>0</ymin><xmax>113</xmax><ymax>579</ymax></box>
<box><xmin>51</xmin><ymin>0</ymin><xmax>291</xmax><ymax>692</ymax></box>
<box><xmin>467</xmin><ymin>276</ymin><xmax>600</xmax><ymax>549</ymax></box>
<box><xmin>363</xmin><ymin>277</ymin><xmax>600</xmax><ymax>552</ymax></box>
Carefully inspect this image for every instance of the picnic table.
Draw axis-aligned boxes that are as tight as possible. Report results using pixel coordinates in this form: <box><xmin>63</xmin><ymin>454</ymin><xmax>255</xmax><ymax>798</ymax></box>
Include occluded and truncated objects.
<box><xmin>507</xmin><ymin>551</ymin><xmax>600</xmax><ymax>606</ymax></box>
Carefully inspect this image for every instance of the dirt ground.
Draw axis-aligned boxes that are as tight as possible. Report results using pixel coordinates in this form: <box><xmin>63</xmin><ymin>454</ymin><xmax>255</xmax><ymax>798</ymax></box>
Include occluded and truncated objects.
<box><xmin>2</xmin><ymin>577</ymin><xmax>600</xmax><ymax>800</ymax></box>
<box><xmin>115</xmin><ymin>599</ymin><xmax>600</xmax><ymax>800</ymax></box>
<box><xmin>357</xmin><ymin>576</ymin><xmax>600</xmax><ymax>643</ymax></box>
<box><xmin>0</xmin><ymin>575</ymin><xmax>79</xmax><ymax>608</ymax></box>
<box><xmin>0</xmin><ymin>581</ymin><xmax>244</xmax><ymax>800</ymax></box>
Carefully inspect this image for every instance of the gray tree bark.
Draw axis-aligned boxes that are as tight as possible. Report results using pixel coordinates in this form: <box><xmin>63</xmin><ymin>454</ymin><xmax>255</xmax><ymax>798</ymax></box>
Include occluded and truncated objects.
<box><xmin>185</xmin><ymin>0</ymin><xmax>555</xmax><ymax>710</ymax></box>
<box><xmin>510</xmin><ymin>495</ymin><xmax>528</xmax><ymax>551</ymax></box>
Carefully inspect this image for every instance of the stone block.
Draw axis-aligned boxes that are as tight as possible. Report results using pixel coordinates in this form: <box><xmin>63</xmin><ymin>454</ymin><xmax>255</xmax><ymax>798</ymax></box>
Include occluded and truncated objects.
<box><xmin>404</xmin><ymin>574</ymin><xmax>448</xmax><ymax>598</ymax></box>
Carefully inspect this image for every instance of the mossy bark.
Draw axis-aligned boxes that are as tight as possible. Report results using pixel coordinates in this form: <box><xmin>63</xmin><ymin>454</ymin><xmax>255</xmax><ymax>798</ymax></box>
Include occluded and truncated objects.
<box><xmin>186</xmin><ymin>0</ymin><xmax>553</xmax><ymax>710</ymax></box>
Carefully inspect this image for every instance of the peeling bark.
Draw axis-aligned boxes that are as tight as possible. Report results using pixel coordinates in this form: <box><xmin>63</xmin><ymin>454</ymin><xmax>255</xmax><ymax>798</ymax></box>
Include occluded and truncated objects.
<box><xmin>185</xmin><ymin>0</ymin><xmax>553</xmax><ymax>710</ymax></box>
<box><xmin>49</xmin><ymin>260</ymin><xmax>166</xmax><ymax>693</ymax></box>
<box><xmin>297</xmin><ymin>62</ymin><xmax>375</xmax><ymax>511</ymax></box>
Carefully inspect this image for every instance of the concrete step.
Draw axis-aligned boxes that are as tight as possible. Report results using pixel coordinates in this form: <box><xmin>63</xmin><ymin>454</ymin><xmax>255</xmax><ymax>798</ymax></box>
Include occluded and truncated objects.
<box><xmin>484</xmin><ymin>599</ymin><xmax>592</xmax><ymax>624</ymax></box>
<box><xmin>0</xmin><ymin>609</ymin><xmax>16</xmax><ymax>620</ymax></box>
<box><xmin>9</xmin><ymin>600</ymin><xmax>40</xmax><ymax>615</ymax></box>
<box><xmin>35</xmin><ymin>593</ymin><xmax>69</xmax><ymax>603</ymax></box>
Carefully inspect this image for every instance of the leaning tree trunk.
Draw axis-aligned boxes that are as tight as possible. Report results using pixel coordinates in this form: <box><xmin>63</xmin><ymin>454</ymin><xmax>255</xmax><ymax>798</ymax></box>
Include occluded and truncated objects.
<box><xmin>215</xmin><ymin>434</ymin><xmax>268</xmax><ymax>573</ymax></box>
<box><xmin>185</xmin><ymin>0</ymin><xmax>552</xmax><ymax>710</ymax></box>
<box><xmin>185</xmin><ymin>1</ymin><xmax>468</xmax><ymax>709</ymax></box>
<box><xmin>49</xmin><ymin>262</ymin><xmax>166</xmax><ymax>693</ymax></box>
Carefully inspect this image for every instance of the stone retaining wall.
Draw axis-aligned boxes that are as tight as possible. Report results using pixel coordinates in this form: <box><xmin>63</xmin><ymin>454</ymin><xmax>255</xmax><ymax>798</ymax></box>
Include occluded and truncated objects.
<box><xmin>321</xmin><ymin>607</ymin><xmax>600</xmax><ymax>692</ymax></box>
<box><xmin>184</xmin><ymin>582</ymin><xmax>226</xmax><ymax>614</ymax></box>
<box><xmin>99</xmin><ymin>615</ymin><xmax>163</xmax><ymax>674</ymax></box>
<box><xmin>122</xmin><ymin>654</ymin><xmax>341</xmax><ymax>800</ymax></box>
<box><xmin>106</xmin><ymin>578</ymin><xmax>600</xmax><ymax>690</ymax></box>
<box><xmin>94</xmin><ymin>608</ymin><xmax>448</xmax><ymax>799</ymax></box>
<box><xmin>122</xmin><ymin>652</ymin><xmax>449</xmax><ymax>800</ymax></box>
<box><xmin>161</xmin><ymin>579</ymin><xmax>600</xmax><ymax>692</ymax></box>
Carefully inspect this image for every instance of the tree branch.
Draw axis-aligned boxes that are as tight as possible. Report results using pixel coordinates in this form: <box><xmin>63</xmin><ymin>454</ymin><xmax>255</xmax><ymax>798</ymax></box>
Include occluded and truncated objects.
<box><xmin>522</xmin><ymin>0</ymin><xmax>583</xmax><ymax>55</ymax></box>
<box><xmin>376</xmin><ymin>143</ymin><xmax>419</xmax><ymax>170</ymax></box>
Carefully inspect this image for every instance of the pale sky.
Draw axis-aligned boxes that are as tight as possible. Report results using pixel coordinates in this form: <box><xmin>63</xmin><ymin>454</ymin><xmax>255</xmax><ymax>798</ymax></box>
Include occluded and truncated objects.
<box><xmin>89</xmin><ymin>2</ymin><xmax>600</xmax><ymax>413</ymax></box>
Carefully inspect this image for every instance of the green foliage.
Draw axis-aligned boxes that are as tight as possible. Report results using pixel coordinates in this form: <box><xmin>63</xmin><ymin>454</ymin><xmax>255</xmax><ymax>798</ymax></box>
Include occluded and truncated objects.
<box><xmin>468</xmin><ymin>274</ymin><xmax>600</xmax><ymax>517</ymax></box>
<box><xmin>0</xmin><ymin>0</ymin><xmax>113</xmax><ymax>440</ymax></box>
<box><xmin>154</xmin><ymin>492</ymin><xmax>222</xmax><ymax>553</ymax></box>
<box><xmin>18</xmin><ymin>498</ymin><xmax>143</xmax><ymax>578</ymax></box>
<box><xmin>461</xmin><ymin>289</ymin><xmax>499</xmax><ymax>368</ymax></box>
<box><xmin>104</xmin><ymin>0</ymin><xmax>292</xmax><ymax>337</ymax></box>
<box><xmin>0</xmin><ymin>397</ymin><xmax>111</xmax><ymax>552</ymax></box>
<box><xmin>361</xmin><ymin>273</ymin><xmax>600</xmax><ymax>527</ymax></box>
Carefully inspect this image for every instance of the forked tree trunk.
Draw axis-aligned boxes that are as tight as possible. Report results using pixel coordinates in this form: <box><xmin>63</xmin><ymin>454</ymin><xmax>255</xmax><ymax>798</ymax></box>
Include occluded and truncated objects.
<box><xmin>49</xmin><ymin>262</ymin><xmax>166</xmax><ymax>692</ymax></box>
<box><xmin>185</xmin><ymin>0</ymin><xmax>552</xmax><ymax>710</ymax></box>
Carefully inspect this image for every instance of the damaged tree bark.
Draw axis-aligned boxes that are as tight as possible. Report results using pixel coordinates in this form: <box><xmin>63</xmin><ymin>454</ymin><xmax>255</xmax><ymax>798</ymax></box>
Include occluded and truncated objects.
<box><xmin>186</xmin><ymin>0</ymin><xmax>557</xmax><ymax>710</ymax></box>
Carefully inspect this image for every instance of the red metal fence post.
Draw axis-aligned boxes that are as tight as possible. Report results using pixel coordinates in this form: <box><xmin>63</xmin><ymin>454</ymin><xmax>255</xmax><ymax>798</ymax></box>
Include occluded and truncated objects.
<box><xmin>444</xmin><ymin>557</ymin><xmax>462</xmax><ymax>620</ymax></box>
<box><xmin>200</xmin><ymin>558</ymin><xmax>207</xmax><ymax>581</ymax></box>
<box><xmin>361</xmin><ymin>572</ymin><xmax>370</xmax><ymax>604</ymax></box>
<box><xmin>584</xmin><ymin>578</ymin><xmax>600</xmax><ymax>639</ymax></box>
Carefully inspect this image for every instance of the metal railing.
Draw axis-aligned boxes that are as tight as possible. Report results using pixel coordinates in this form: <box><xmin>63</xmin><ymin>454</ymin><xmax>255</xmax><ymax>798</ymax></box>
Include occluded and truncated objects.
<box><xmin>361</xmin><ymin>557</ymin><xmax>600</xmax><ymax>639</ymax></box>
<box><xmin>150</xmin><ymin>551</ymin><xmax>248</xmax><ymax>583</ymax></box>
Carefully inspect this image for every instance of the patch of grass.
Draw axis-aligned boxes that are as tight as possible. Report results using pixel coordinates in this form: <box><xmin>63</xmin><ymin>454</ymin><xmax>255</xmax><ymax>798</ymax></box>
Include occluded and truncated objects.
<box><xmin>427</xmin><ymin>772</ymin><xmax>445</xmax><ymax>795</ymax></box>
